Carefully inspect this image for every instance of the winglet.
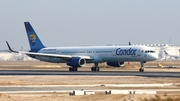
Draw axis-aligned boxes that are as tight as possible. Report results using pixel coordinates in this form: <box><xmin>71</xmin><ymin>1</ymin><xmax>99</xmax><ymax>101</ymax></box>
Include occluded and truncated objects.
<box><xmin>129</xmin><ymin>42</ymin><xmax>131</xmax><ymax>46</ymax></box>
<box><xmin>6</xmin><ymin>41</ymin><xmax>18</xmax><ymax>53</ymax></box>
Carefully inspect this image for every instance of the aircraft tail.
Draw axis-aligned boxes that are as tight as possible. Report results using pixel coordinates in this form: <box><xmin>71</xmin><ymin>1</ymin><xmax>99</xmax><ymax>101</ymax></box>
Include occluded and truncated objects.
<box><xmin>164</xmin><ymin>50</ymin><xmax>169</xmax><ymax>56</ymax></box>
<box><xmin>24</xmin><ymin>22</ymin><xmax>45</xmax><ymax>52</ymax></box>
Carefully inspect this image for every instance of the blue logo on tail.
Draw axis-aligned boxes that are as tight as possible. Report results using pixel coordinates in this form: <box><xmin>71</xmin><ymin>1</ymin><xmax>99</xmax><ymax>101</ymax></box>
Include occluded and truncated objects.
<box><xmin>30</xmin><ymin>34</ymin><xmax>36</xmax><ymax>46</ymax></box>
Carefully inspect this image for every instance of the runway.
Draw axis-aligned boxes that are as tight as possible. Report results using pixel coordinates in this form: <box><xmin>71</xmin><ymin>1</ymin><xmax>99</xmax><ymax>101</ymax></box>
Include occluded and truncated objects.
<box><xmin>0</xmin><ymin>69</ymin><xmax>180</xmax><ymax>100</ymax></box>
<box><xmin>0</xmin><ymin>84</ymin><xmax>180</xmax><ymax>94</ymax></box>
<box><xmin>0</xmin><ymin>70</ymin><xmax>180</xmax><ymax>77</ymax></box>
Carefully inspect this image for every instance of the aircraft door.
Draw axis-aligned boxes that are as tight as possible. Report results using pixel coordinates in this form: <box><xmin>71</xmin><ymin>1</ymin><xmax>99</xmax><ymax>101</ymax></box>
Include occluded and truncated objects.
<box><xmin>137</xmin><ymin>50</ymin><xmax>141</xmax><ymax>56</ymax></box>
<box><xmin>113</xmin><ymin>48</ymin><xmax>117</xmax><ymax>56</ymax></box>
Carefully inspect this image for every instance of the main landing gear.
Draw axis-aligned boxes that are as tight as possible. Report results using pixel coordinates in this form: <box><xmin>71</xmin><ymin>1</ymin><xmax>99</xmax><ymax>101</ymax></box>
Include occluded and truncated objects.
<box><xmin>91</xmin><ymin>63</ymin><xmax>100</xmax><ymax>72</ymax></box>
<box><xmin>69</xmin><ymin>67</ymin><xmax>78</xmax><ymax>71</ymax></box>
<box><xmin>139</xmin><ymin>61</ymin><xmax>146</xmax><ymax>72</ymax></box>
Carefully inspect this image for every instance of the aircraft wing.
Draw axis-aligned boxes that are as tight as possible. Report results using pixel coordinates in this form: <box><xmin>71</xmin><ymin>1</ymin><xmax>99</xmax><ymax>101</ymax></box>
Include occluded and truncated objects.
<box><xmin>169</xmin><ymin>55</ymin><xmax>180</xmax><ymax>59</ymax></box>
<box><xmin>164</xmin><ymin>50</ymin><xmax>180</xmax><ymax>59</ymax></box>
<box><xmin>6</xmin><ymin>41</ymin><xmax>93</xmax><ymax>60</ymax></box>
<box><xmin>20</xmin><ymin>51</ymin><xmax>93</xmax><ymax>60</ymax></box>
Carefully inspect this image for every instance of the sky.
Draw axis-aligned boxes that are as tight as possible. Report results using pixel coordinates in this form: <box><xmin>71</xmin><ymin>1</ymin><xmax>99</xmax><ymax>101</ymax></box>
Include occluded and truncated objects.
<box><xmin>1</xmin><ymin>0</ymin><xmax>180</xmax><ymax>50</ymax></box>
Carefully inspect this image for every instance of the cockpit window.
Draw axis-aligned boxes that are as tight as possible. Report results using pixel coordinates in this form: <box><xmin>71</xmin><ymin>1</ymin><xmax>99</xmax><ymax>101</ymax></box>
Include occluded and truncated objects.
<box><xmin>145</xmin><ymin>50</ymin><xmax>155</xmax><ymax>53</ymax></box>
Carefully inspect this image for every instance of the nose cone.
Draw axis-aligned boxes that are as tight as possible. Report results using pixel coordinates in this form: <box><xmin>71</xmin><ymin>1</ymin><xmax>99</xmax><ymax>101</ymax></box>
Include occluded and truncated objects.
<box><xmin>151</xmin><ymin>53</ymin><xmax>158</xmax><ymax>60</ymax></box>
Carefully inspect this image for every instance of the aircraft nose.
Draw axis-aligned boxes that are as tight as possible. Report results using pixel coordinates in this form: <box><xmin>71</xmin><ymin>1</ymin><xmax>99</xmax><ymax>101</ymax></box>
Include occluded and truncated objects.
<box><xmin>152</xmin><ymin>53</ymin><xmax>158</xmax><ymax>60</ymax></box>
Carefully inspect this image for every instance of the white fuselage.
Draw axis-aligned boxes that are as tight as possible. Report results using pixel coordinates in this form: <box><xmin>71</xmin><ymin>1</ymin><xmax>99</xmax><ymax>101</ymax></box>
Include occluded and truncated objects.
<box><xmin>35</xmin><ymin>45</ymin><xmax>158</xmax><ymax>63</ymax></box>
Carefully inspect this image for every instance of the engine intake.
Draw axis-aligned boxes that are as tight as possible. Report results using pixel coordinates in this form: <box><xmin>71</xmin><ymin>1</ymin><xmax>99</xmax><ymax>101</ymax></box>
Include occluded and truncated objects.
<box><xmin>67</xmin><ymin>57</ymin><xmax>86</xmax><ymax>67</ymax></box>
<box><xmin>106</xmin><ymin>62</ymin><xmax>125</xmax><ymax>67</ymax></box>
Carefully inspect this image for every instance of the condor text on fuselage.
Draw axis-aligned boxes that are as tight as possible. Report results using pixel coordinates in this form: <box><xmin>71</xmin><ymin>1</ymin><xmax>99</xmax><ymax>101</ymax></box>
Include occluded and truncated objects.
<box><xmin>116</xmin><ymin>48</ymin><xmax>137</xmax><ymax>56</ymax></box>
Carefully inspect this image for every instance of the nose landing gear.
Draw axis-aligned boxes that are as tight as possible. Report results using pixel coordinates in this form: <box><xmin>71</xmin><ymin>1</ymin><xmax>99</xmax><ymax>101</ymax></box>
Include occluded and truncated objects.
<box><xmin>139</xmin><ymin>61</ymin><xmax>146</xmax><ymax>72</ymax></box>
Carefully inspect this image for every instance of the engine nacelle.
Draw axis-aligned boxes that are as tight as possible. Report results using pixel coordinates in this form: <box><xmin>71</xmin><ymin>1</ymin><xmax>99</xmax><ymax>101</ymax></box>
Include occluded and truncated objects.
<box><xmin>67</xmin><ymin>57</ymin><xmax>86</xmax><ymax>67</ymax></box>
<box><xmin>106</xmin><ymin>62</ymin><xmax>125</xmax><ymax>67</ymax></box>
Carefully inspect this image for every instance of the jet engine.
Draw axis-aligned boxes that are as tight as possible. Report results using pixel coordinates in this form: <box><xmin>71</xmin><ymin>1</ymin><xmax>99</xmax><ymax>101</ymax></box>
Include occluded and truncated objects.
<box><xmin>106</xmin><ymin>62</ymin><xmax>125</xmax><ymax>67</ymax></box>
<box><xmin>67</xmin><ymin>57</ymin><xmax>86</xmax><ymax>67</ymax></box>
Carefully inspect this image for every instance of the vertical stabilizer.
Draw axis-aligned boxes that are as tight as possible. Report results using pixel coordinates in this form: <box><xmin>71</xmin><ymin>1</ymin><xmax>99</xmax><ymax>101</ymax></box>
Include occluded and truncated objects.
<box><xmin>164</xmin><ymin>50</ymin><xmax>169</xmax><ymax>56</ymax></box>
<box><xmin>24</xmin><ymin>22</ymin><xmax>45</xmax><ymax>52</ymax></box>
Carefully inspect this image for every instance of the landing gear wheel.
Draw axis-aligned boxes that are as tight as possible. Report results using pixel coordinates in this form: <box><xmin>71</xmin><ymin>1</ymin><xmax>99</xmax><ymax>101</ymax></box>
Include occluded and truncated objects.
<box><xmin>73</xmin><ymin>67</ymin><xmax>77</xmax><ymax>71</ymax></box>
<box><xmin>95</xmin><ymin>67</ymin><xmax>99</xmax><ymax>71</ymax></box>
<box><xmin>91</xmin><ymin>63</ymin><xmax>100</xmax><ymax>72</ymax></box>
<box><xmin>69</xmin><ymin>67</ymin><xmax>78</xmax><ymax>71</ymax></box>
<box><xmin>139</xmin><ymin>68</ymin><xmax>144</xmax><ymax>72</ymax></box>
<box><xmin>69</xmin><ymin>67</ymin><xmax>72</xmax><ymax>71</ymax></box>
<box><xmin>91</xmin><ymin>67</ymin><xmax>100</xmax><ymax>72</ymax></box>
<box><xmin>91</xmin><ymin>67</ymin><xmax>94</xmax><ymax>71</ymax></box>
<box><xmin>139</xmin><ymin>61</ymin><xmax>146</xmax><ymax>72</ymax></box>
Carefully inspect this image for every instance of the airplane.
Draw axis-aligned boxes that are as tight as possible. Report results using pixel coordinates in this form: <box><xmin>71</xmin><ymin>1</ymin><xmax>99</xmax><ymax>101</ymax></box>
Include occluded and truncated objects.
<box><xmin>164</xmin><ymin>50</ymin><xmax>180</xmax><ymax>59</ymax></box>
<box><xmin>6</xmin><ymin>22</ymin><xmax>158</xmax><ymax>72</ymax></box>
